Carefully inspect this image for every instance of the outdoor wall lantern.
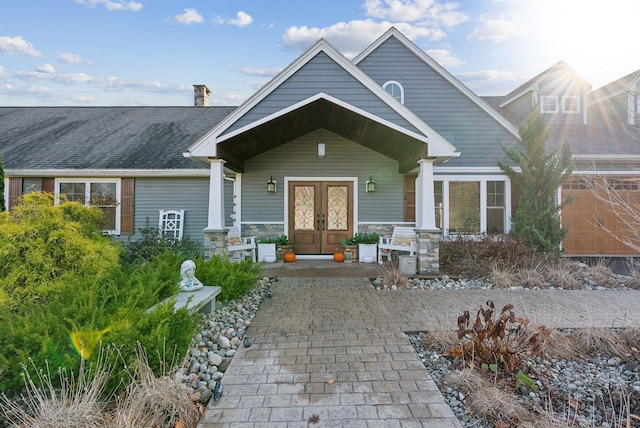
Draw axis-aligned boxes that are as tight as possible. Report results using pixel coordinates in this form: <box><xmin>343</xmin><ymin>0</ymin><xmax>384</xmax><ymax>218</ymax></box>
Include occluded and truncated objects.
<box><xmin>366</xmin><ymin>176</ymin><xmax>376</xmax><ymax>193</ymax></box>
<box><xmin>317</xmin><ymin>142</ymin><xmax>326</xmax><ymax>158</ymax></box>
<box><xmin>266</xmin><ymin>176</ymin><xmax>277</xmax><ymax>193</ymax></box>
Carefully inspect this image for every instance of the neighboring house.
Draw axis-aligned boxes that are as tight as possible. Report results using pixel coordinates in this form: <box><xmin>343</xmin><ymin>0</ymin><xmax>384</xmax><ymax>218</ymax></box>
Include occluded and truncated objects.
<box><xmin>2</xmin><ymin>27</ymin><xmax>639</xmax><ymax>272</ymax></box>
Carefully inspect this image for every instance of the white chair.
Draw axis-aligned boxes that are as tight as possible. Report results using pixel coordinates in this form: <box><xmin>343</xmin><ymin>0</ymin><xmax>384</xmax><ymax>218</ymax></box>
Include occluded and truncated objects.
<box><xmin>159</xmin><ymin>210</ymin><xmax>185</xmax><ymax>240</ymax></box>
<box><xmin>377</xmin><ymin>226</ymin><xmax>417</xmax><ymax>263</ymax></box>
<box><xmin>226</xmin><ymin>226</ymin><xmax>257</xmax><ymax>262</ymax></box>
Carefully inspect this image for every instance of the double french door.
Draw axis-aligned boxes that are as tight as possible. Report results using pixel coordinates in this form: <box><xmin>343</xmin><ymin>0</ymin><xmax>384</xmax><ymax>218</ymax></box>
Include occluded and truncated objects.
<box><xmin>288</xmin><ymin>181</ymin><xmax>353</xmax><ymax>254</ymax></box>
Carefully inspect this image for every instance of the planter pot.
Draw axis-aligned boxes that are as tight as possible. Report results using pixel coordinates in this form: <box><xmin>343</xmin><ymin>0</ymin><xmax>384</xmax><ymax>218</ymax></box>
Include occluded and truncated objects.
<box><xmin>342</xmin><ymin>245</ymin><xmax>358</xmax><ymax>262</ymax></box>
<box><xmin>276</xmin><ymin>244</ymin><xmax>294</xmax><ymax>261</ymax></box>
<box><xmin>257</xmin><ymin>243</ymin><xmax>276</xmax><ymax>263</ymax></box>
<box><xmin>358</xmin><ymin>243</ymin><xmax>377</xmax><ymax>263</ymax></box>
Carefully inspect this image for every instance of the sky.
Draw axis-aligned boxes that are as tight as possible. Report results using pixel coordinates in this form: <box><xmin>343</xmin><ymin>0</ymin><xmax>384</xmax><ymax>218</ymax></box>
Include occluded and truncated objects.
<box><xmin>1</xmin><ymin>0</ymin><xmax>638</xmax><ymax>107</ymax></box>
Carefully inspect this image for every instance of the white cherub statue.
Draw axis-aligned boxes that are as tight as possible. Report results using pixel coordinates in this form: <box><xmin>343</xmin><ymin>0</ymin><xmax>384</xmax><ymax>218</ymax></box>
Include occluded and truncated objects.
<box><xmin>179</xmin><ymin>259</ymin><xmax>203</xmax><ymax>292</ymax></box>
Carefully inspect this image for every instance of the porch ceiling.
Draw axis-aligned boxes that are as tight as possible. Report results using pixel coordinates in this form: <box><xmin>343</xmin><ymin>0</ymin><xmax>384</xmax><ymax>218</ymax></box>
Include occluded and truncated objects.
<box><xmin>217</xmin><ymin>98</ymin><xmax>428</xmax><ymax>173</ymax></box>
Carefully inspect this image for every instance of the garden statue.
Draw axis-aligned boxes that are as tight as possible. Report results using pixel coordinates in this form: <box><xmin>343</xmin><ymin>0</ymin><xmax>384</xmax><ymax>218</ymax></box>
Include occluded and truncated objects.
<box><xmin>179</xmin><ymin>259</ymin><xmax>203</xmax><ymax>292</ymax></box>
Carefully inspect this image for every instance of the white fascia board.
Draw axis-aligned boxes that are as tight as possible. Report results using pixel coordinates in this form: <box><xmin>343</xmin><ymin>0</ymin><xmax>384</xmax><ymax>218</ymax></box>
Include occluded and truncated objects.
<box><xmin>498</xmin><ymin>88</ymin><xmax>533</xmax><ymax>108</ymax></box>
<box><xmin>188</xmin><ymin>36</ymin><xmax>458</xmax><ymax>159</ymax></box>
<box><xmin>434</xmin><ymin>166</ymin><xmax>509</xmax><ymax>174</ymax></box>
<box><xmin>573</xmin><ymin>154</ymin><xmax>640</xmax><ymax>162</ymax></box>
<box><xmin>353</xmin><ymin>27</ymin><xmax>521</xmax><ymax>141</ymax></box>
<box><xmin>5</xmin><ymin>169</ymin><xmax>211</xmax><ymax>177</ymax></box>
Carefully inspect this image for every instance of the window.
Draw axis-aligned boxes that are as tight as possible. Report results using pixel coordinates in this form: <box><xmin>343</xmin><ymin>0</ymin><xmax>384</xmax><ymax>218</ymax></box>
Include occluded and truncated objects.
<box><xmin>383</xmin><ymin>80</ymin><xmax>404</xmax><ymax>104</ymax></box>
<box><xmin>540</xmin><ymin>95</ymin><xmax>558</xmax><ymax>113</ymax></box>
<box><xmin>434</xmin><ymin>179</ymin><xmax>507</xmax><ymax>235</ymax></box>
<box><xmin>57</xmin><ymin>179</ymin><xmax>120</xmax><ymax>234</ymax></box>
<box><xmin>562</xmin><ymin>96</ymin><xmax>580</xmax><ymax>113</ymax></box>
<box><xmin>449</xmin><ymin>182</ymin><xmax>480</xmax><ymax>233</ymax></box>
<box><xmin>486</xmin><ymin>181</ymin><xmax>505</xmax><ymax>233</ymax></box>
<box><xmin>22</xmin><ymin>178</ymin><xmax>42</xmax><ymax>194</ymax></box>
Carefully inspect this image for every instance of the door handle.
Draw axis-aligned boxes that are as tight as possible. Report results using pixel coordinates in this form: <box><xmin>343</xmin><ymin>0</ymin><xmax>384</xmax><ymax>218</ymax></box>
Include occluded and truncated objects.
<box><xmin>316</xmin><ymin>213</ymin><xmax>325</xmax><ymax>231</ymax></box>
<box><xmin>320</xmin><ymin>214</ymin><xmax>325</xmax><ymax>231</ymax></box>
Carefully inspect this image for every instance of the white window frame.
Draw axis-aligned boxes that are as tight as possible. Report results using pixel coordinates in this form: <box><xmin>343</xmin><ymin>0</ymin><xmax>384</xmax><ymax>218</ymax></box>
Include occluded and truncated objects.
<box><xmin>383</xmin><ymin>80</ymin><xmax>404</xmax><ymax>104</ymax></box>
<box><xmin>55</xmin><ymin>178</ymin><xmax>121</xmax><ymax>235</ymax></box>
<box><xmin>540</xmin><ymin>95</ymin><xmax>559</xmax><ymax>113</ymax></box>
<box><xmin>561</xmin><ymin>95</ymin><xmax>580</xmax><ymax>113</ymax></box>
<box><xmin>434</xmin><ymin>176</ymin><xmax>511</xmax><ymax>236</ymax></box>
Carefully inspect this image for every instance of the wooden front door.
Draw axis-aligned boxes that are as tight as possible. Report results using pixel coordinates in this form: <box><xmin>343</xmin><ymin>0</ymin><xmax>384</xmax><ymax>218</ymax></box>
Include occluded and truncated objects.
<box><xmin>288</xmin><ymin>181</ymin><xmax>353</xmax><ymax>254</ymax></box>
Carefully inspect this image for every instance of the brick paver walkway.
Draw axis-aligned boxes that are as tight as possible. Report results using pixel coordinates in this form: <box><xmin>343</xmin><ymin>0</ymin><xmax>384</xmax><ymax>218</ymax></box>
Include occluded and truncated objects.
<box><xmin>198</xmin><ymin>277</ymin><xmax>640</xmax><ymax>427</ymax></box>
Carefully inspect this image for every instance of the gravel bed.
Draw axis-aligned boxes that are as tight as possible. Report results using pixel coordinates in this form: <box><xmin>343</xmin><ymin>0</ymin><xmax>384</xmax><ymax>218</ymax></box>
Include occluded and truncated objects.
<box><xmin>179</xmin><ymin>277</ymin><xmax>270</xmax><ymax>404</ymax></box>
<box><xmin>409</xmin><ymin>332</ymin><xmax>640</xmax><ymax>427</ymax></box>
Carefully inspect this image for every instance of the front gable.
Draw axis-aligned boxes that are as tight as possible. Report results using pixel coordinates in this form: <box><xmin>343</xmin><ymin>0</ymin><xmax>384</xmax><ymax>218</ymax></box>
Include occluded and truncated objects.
<box><xmin>354</xmin><ymin>28</ymin><xmax>521</xmax><ymax>168</ymax></box>
<box><xmin>187</xmin><ymin>36</ymin><xmax>458</xmax><ymax>171</ymax></box>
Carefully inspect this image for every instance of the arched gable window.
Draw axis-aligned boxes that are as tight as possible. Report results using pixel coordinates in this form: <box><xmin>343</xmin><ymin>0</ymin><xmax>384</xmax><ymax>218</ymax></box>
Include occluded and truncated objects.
<box><xmin>383</xmin><ymin>80</ymin><xmax>404</xmax><ymax>104</ymax></box>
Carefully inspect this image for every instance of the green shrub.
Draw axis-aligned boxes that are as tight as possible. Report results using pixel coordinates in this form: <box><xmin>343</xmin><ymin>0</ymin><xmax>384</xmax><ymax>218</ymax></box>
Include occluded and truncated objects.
<box><xmin>0</xmin><ymin>192</ymin><xmax>120</xmax><ymax>307</ymax></box>
<box><xmin>0</xmin><ymin>253</ymin><xmax>196</xmax><ymax>393</ymax></box>
<box><xmin>121</xmin><ymin>222</ymin><xmax>202</xmax><ymax>266</ymax></box>
<box><xmin>194</xmin><ymin>256</ymin><xmax>262</xmax><ymax>302</ymax></box>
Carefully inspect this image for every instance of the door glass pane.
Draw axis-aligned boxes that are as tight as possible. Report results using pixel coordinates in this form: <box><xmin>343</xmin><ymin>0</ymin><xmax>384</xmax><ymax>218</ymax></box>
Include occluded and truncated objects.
<box><xmin>449</xmin><ymin>181</ymin><xmax>480</xmax><ymax>233</ymax></box>
<box><xmin>294</xmin><ymin>186</ymin><xmax>315</xmax><ymax>230</ymax></box>
<box><xmin>326</xmin><ymin>185</ymin><xmax>348</xmax><ymax>231</ymax></box>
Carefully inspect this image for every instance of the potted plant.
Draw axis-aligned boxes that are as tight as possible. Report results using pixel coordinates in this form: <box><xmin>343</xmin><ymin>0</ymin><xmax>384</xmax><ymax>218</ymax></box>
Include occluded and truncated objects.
<box><xmin>257</xmin><ymin>238</ymin><xmax>277</xmax><ymax>263</ymax></box>
<box><xmin>275</xmin><ymin>235</ymin><xmax>293</xmax><ymax>261</ymax></box>
<box><xmin>340</xmin><ymin>238</ymin><xmax>358</xmax><ymax>262</ymax></box>
<box><xmin>352</xmin><ymin>232</ymin><xmax>379</xmax><ymax>263</ymax></box>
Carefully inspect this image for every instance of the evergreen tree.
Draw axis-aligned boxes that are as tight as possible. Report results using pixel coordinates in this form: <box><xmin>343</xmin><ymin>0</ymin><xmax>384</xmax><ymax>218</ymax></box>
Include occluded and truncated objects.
<box><xmin>498</xmin><ymin>109</ymin><xmax>574</xmax><ymax>257</ymax></box>
<box><xmin>0</xmin><ymin>154</ymin><xmax>4</xmax><ymax>212</ymax></box>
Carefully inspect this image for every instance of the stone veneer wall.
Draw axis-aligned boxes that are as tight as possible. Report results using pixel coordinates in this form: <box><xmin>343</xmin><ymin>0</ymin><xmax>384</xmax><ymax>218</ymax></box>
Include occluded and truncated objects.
<box><xmin>203</xmin><ymin>230</ymin><xmax>227</xmax><ymax>260</ymax></box>
<box><xmin>415</xmin><ymin>229</ymin><xmax>440</xmax><ymax>274</ymax></box>
<box><xmin>242</xmin><ymin>224</ymin><xmax>286</xmax><ymax>242</ymax></box>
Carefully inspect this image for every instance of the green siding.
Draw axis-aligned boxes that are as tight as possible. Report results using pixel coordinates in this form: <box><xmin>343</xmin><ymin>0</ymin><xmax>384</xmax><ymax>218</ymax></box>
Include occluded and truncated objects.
<box><xmin>241</xmin><ymin>129</ymin><xmax>405</xmax><ymax>223</ymax></box>
<box><xmin>133</xmin><ymin>177</ymin><xmax>209</xmax><ymax>243</ymax></box>
<box><xmin>357</xmin><ymin>37</ymin><xmax>520</xmax><ymax>168</ymax></box>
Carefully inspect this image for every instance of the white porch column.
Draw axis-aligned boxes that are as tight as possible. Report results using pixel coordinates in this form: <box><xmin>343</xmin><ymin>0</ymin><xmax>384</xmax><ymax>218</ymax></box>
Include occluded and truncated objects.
<box><xmin>207</xmin><ymin>158</ymin><xmax>225</xmax><ymax>230</ymax></box>
<box><xmin>416</xmin><ymin>158</ymin><xmax>437</xmax><ymax>230</ymax></box>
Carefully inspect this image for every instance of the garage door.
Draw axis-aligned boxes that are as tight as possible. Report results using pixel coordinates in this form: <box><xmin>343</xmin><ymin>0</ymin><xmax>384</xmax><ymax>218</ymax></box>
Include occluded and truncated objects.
<box><xmin>562</xmin><ymin>179</ymin><xmax>640</xmax><ymax>256</ymax></box>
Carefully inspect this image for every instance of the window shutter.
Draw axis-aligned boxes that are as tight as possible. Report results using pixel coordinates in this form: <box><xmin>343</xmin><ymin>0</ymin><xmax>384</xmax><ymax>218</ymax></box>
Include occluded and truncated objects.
<box><xmin>120</xmin><ymin>178</ymin><xmax>134</xmax><ymax>234</ymax></box>
<box><xmin>8</xmin><ymin>177</ymin><xmax>22</xmax><ymax>210</ymax></box>
<box><xmin>42</xmin><ymin>178</ymin><xmax>54</xmax><ymax>193</ymax></box>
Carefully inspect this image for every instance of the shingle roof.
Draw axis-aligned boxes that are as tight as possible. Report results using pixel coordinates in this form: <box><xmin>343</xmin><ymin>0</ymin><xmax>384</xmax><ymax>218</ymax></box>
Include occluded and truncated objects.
<box><xmin>0</xmin><ymin>106</ymin><xmax>236</xmax><ymax>170</ymax></box>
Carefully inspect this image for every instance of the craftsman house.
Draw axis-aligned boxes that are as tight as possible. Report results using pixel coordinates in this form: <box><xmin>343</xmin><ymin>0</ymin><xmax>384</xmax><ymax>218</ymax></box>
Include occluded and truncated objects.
<box><xmin>2</xmin><ymin>27</ymin><xmax>639</xmax><ymax>273</ymax></box>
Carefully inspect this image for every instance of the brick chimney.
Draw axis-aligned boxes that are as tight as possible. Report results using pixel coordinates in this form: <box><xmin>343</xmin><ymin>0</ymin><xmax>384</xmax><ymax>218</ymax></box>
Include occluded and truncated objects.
<box><xmin>193</xmin><ymin>84</ymin><xmax>211</xmax><ymax>107</ymax></box>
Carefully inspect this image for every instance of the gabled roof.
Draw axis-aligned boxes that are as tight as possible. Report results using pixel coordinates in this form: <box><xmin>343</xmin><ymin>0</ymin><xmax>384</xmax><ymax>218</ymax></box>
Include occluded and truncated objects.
<box><xmin>353</xmin><ymin>27</ymin><xmax>520</xmax><ymax>140</ymax></box>
<box><xmin>187</xmin><ymin>34</ymin><xmax>459</xmax><ymax>169</ymax></box>
<box><xmin>589</xmin><ymin>69</ymin><xmax>640</xmax><ymax>105</ymax></box>
<box><xmin>0</xmin><ymin>106</ymin><xmax>235</xmax><ymax>173</ymax></box>
<box><xmin>499</xmin><ymin>61</ymin><xmax>591</xmax><ymax>108</ymax></box>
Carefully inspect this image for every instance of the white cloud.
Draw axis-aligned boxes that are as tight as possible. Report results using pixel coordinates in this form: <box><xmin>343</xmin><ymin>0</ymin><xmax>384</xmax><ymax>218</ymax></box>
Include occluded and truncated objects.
<box><xmin>425</xmin><ymin>49</ymin><xmax>464</xmax><ymax>67</ymax></box>
<box><xmin>282</xmin><ymin>20</ymin><xmax>444</xmax><ymax>58</ymax></box>
<box><xmin>59</xmin><ymin>52</ymin><xmax>92</xmax><ymax>64</ymax></box>
<box><xmin>363</xmin><ymin>0</ymin><xmax>470</xmax><ymax>27</ymax></box>
<box><xmin>467</xmin><ymin>12</ymin><xmax>522</xmax><ymax>42</ymax></box>
<box><xmin>74</xmin><ymin>0</ymin><xmax>142</xmax><ymax>12</ymax></box>
<box><xmin>0</xmin><ymin>66</ymin><xmax>8</xmax><ymax>79</ymax></box>
<box><xmin>228</xmin><ymin>11</ymin><xmax>253</xmax><ymax>27</ymax></box>
<box><xmin>0</xmin><ymin>36</ymin><xmax>42</xmax><ymax>58</ymax></box>
<box><xmin>173</xmin><ymin>8</ymin><xmax>204</xmax><ymax>25</ymax></box>
<box><xmin>36</xmin><ymin>63</ymin><xmax>56</xmax><ymax>74</ymax></box>
<box><xmin>456</xmin><ymin>69</ymin><xmax>525</xmax><ymax>94</ymax></box>
<box><xmin>239</xmin><ymin>67</ymin><xmax>283</xmax><ymax>78</ymax></box>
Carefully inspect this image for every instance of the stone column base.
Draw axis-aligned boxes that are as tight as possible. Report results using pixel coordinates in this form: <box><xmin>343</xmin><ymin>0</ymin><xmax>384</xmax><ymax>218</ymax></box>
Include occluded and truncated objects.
<box><xmin>415</xmin><ymin>229</ymin><xmax>440</xmax><ymax>275</ymax></box>
<box><xmin>203</xmin><ymin>229</ymin><xmax>228</xmax><ymax>260</ymax></box>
